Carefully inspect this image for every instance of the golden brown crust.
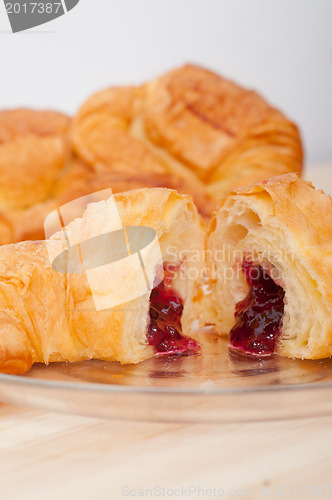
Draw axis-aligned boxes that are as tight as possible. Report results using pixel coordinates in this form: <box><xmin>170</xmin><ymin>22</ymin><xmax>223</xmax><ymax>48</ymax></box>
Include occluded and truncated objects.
<box><xmin>207</xmin><ymin>118</ymin><xmax>303</xmax><ymax>196</ymax></box>
<box><xmin>71</xmin><ymin>64</ymin><xmax>303</xmax><ymax>217</ymax></box>
<box><xmin>145</xmin><ymin>65</ymin><xmax>282</xmax><ymax>176</ymax></box>
<box><xmin>0</xmin><ymin>188</ymin><xmax>205</xmax><ymax>374</ymax></box>
<box><xmin>0</xmin><ymin>109</ymin><xmax>70</xmax><ymax>141</ymax></box>
<box><xmin>207</xmin><ymin>173</ymin><xmax>332</xmax><ymax>360</ymax></box>
<box><xmin>0</xmin><ymin>109</ymin><xmax>71</xmax><ymax>243</ymax></box>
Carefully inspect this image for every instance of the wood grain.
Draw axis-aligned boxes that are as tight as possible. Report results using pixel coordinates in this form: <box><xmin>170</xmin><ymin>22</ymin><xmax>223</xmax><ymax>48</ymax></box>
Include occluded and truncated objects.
<box><xmin>0</xmin><ymin>402</ymin><xmax>332</xmax><ymax>500</ymax></box>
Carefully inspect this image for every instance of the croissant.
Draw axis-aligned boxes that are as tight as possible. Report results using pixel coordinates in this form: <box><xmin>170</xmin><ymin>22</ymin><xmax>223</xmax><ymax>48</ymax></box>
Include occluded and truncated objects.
<box><xmin>206</xmin><ymin>173</ymin><xmax>332</xmax><ymax>360</ymax></box>
<box><xmin>0</xmin><ymin>108</ymin><xmax>71</xmax><ymax>244</ymax></box>
<box><xmin>72</xmin><ymin>64</ymin><xmax>303</xmax><ymax>213</ymax></box>
<box><xmin>0</xmin><ymin>188</ymin><xmax>204</xmax><ymax>375</ymax></box>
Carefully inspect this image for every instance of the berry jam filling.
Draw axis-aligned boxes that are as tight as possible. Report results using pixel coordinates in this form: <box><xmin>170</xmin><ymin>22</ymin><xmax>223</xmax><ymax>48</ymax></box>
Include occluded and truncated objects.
<box><xmin>147</xmin><ymin>270</ymin><xmax>200</xmax><ymax>356</ymax></box>
<box><xmin>229</xmin><ymin>260</ymin><xmax>285</xmax><ymax>356</ymax></box>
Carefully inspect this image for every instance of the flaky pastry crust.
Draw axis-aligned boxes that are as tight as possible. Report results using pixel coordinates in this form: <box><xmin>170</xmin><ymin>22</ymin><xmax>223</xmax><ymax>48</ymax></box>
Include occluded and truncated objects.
<box><xmin>0</xmin><ymin>188</ymin><xmax>204</xmax><ymax>374</ymax></box>
<box><xmin>0</xmin><ymin>109</ymin><xmax>71</xmax><ymax>243</ymax></box>
<box><xmin>72</xmin><ymin>64</ymin><xmax>302</xmax><ymax>215</ymax></box>
<box><xmin>207</xmin><ymin>173</ymin><xmax>332</xmax><ymax>359</ymax></box>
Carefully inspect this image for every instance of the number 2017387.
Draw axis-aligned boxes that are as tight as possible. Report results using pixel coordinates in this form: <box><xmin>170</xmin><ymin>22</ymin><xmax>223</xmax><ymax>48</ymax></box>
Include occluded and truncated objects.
<box><xmin>5</xmin><ymin>2</ymin><xmax>63</xmax><ymax>14</ymax></box>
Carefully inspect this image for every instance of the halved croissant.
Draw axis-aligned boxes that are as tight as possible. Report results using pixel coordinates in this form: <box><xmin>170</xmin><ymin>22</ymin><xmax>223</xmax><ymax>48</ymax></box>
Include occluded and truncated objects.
<box><xmin>207</xmin><ymin>174</ymin><xmax>332</xmax><ymax>359</ymax></box>
<box><xmin>0</xmin><ymin>188</ymin><xmax>204</xmax><ymax>374</ymax></box>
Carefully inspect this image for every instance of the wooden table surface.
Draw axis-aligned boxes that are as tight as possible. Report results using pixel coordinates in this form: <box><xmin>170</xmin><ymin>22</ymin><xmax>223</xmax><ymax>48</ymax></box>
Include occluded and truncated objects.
<box><xmin>1</xmin><ymin>402</ymin><xmax>332</xmax><ymax>500</ymax></box>
<box><xmin>1</xmin><ymin>165</ymin><xmax>332</xmax><ymax>500</ymax></box>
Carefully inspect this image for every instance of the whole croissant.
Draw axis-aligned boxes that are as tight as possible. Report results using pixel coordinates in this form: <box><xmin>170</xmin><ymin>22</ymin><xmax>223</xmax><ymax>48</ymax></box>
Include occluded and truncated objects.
<box><xmin>71</xmin><ymin>64</ymin><xmax>302</xmax><ymax>204</ymax></box>
<box><xmin>207</xmin><ymin>174</ymin><xmax>332</xmax><ymax>360</ymax></box>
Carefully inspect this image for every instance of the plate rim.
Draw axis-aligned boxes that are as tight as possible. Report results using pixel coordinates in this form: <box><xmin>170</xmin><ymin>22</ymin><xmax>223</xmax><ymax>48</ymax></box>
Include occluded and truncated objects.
<box><xmin>1</xmin><ymin>370</ymin><xmax>332</xmax><ymax>396</ymax></box>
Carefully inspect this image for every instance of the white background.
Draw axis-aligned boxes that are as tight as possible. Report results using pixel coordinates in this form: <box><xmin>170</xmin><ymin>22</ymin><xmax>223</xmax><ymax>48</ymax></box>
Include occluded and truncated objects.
<box><xmin>0</xmin><ymin>0</ymin><xmax>331</xmax><ymax>164</ymax></box>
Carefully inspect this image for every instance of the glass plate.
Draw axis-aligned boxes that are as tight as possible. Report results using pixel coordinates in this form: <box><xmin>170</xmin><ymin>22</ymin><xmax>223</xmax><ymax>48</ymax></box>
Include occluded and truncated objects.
<box><xmin>0</xmin><ymin>165</ymin><xmax>331</xmax><ymax>423</ymax></box>
<box><xmin>1</xmin><ymin>332</ymin><xmax>332</xmax><ymax>422</ymax></box>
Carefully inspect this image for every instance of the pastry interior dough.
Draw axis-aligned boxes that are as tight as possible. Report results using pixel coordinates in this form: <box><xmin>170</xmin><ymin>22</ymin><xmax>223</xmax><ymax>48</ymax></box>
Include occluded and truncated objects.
<box><xmin>0</xmin><ymin>188</ymin><xmax>204</xmax><ymax>375</ymax></box>
<box><xmin>207</xmin><ymin>173</ymin><xmax>332</xmax><ymax>360</ymax></box>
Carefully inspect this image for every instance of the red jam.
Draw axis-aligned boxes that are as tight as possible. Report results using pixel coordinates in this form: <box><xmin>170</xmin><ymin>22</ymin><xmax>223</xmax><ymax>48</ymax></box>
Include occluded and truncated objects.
<box><xmin>229</xmin><ymin>260</ymin><xmax>285</xmax><ymax>356</ymax></box>
<box><xmin>148</xmin><ymin>273</ymin><xmax>200</xmax><ymax>356</ymax></box>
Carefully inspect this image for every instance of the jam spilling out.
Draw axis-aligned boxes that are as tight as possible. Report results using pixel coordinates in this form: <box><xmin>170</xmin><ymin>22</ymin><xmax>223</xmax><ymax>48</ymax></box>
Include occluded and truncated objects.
<box><xmin>148</xmin><ymin>272</ymin><xmax>200</xmax><ymax>356</ymax></box>
<box><xmin>229</xmin><ymin>260</ymin><xmax>285</xmax><ymax>356</ymax></box>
